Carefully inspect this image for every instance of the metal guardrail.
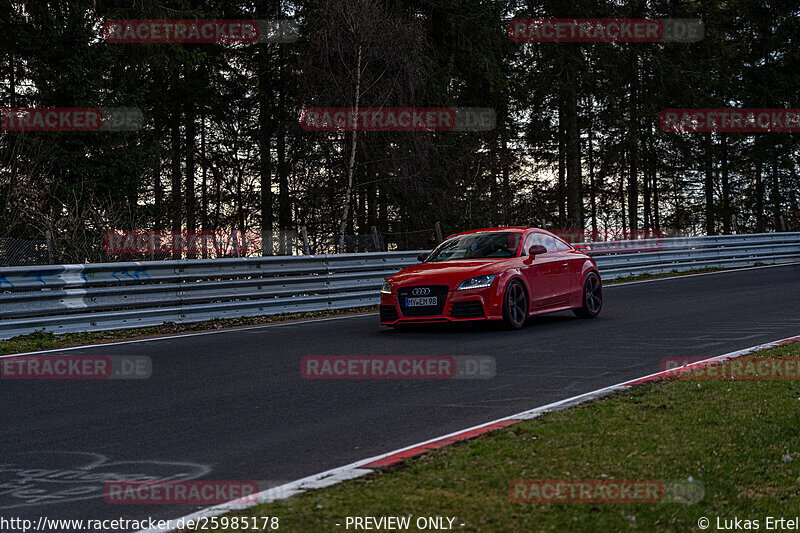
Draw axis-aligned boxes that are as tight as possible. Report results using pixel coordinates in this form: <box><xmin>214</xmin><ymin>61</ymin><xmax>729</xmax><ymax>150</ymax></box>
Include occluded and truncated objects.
<box><xmin>1</xmin><ymin>232</ymin><xmax>798</xmax><ymax>339</ymax></box>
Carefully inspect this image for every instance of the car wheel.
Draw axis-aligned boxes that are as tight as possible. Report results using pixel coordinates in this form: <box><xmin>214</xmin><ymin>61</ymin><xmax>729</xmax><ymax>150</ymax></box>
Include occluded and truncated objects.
<box><xmin>573</xmin><ymin>272</ymin><xmax>602</xmax><ymax>318</ymax></box>
<box><xmin>502</xmin><ymin>279</ymin><xmax>528</xmax><ymax>330</ymax></box>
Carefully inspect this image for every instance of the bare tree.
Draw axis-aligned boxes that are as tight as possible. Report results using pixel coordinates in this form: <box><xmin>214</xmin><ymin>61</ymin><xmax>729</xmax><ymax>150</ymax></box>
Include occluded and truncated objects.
<box><xmin>301</xmin><ymin>0</ymin><xmax>429</xmax><ymax>251</ymax></box>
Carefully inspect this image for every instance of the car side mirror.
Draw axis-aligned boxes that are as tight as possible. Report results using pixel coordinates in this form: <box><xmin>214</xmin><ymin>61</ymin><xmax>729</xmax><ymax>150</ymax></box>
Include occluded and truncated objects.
<box><xmin>528</xmin><ymin>245</ymin><xmax>547</xmax><ymax>257</ymax></box>
<box><xmin>417</xmin><ymin>252</ymin><xmax>429</xmax><ymax>262</ymax></box>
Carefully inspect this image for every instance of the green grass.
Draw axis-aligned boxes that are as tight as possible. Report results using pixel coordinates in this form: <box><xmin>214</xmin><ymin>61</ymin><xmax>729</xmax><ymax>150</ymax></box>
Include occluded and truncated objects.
<box><xmin>604</xmin><ymin>266</ymin><xmax>729</xmax><ymax>284</ymax></box>
<box><xmin>603</xmin><ymin>262</ymin><xmax>782</xmax><ymax>285</ymax></box>
<box><xmin>189</xmin><ymin>342</ymin><xmax>800</xmax><ymax>533</ymax></box>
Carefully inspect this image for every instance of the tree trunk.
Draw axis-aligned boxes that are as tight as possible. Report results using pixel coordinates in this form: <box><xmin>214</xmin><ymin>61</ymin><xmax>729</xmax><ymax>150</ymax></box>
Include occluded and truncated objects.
<box><xmin>643</xmin><ymin>164</ymin><xmax>650</xmax><ymax>231</ymax></box>
<box><xmin>3</xmin><ymin>54</ymin><xmax>16</xmax><ymax>231</ymax></box>
<box><xmin>557</xmin><ymin>98</ymin><xmax>566</xmax><ymax>228</ymax></box>
<box><xmin>628</xmin><ymin>156</ymin><xmax>638</xmax><ymax>234</ymax></box>
<box><xmin>201</xmin><ymin>112</ymin><xmax>208</xmax><ymax>258</ymax></box>
<box><xmin>153</xmin><ymin>116</ymin><xmax>163</xmax><ymax>230</ymax></box>
<box><xmin>755</xmin><ymin>159</ymin><xmax>764</xmax><ymax>232</ymax></box>
<box><xmin>502</xmin><ymin>130</ymin><xmax>510</xmax><ymax>225</ymax></box>
<box><xmin>490</xmin><ymin>135</ymin><xmax>499</xmax><ymax>225</ymax></box>
<box><xmin>620</xmin><ymin>170</ymin><xmax>627</xmax><ymax>237</ymax></box>
<box><xmin>564</xmin><ymin>63</ymin><xmax>582</xmax><ymax>230</ymax></box>
<box><xmin>772</xmin><ymin>161</ymin><xmax>781</xmax><ymax>231</ymax></box>
<box><xmin>651</xmin><ymin>153</ymin><xmax>660</xmax><ymax>231</ymax></box>
<box><xmin>339</xmin><ymin>44</ymin><xmax>362</xmax><ymax>252</ymax></box>
<box><xmin>628</xmin><ymin>55</ymin><xmax>639</xmax><ymax>234</ymax></box>
<box><xmin>588</xmin><ymin>111</ymin><xmax>597</xmax><ymax>239</ymax></box>
<box><xmin>277</xmin><ymin>49</ymin><xmax>291</xmax><ymax>254</ymax></box>
<box><xmin>721</xmin><ymin>134</ymin><xmax>730</xmax><ymax>234</ymax></box>
<box><xmin>236</xmin><ymin>167</ymin><xmax>245</xmax><ymax>237</ymax></box>
<box><xmin>704</xmin><ymin>133</ymin><xmax>715</xmax><ymax>235</ymax></box>
<box><xmin>170</xmin><ymin>109</ymin><xmax>182</xmax><ymax>258</ymax></box>
<box><xmin>257</xmin><ymin>1</ymin><xmax>274</xmax><ymax>256</ymax></box>
<box><xmin>356</xmin><ymin>186</ymin><xmax>366</xmax><ymax>234</ymax></box>
<box><xmin>367</xmin><ymin>181</ymin><xmax>377</xmax><ymax>229</ymax></box>
<box><xmin>185</xmin><ymin>99</ymin><xmax>196</xmax><ymax>257</ymax></box>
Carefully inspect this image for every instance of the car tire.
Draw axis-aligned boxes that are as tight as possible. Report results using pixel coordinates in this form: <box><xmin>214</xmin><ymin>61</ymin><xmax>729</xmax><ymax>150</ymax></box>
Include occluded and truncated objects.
<box><xmin>573</xmin><ymin>272</ymin><xmax>602</xmax><ymax>318</ymax></box>
<box><xmin>501</xmin><ymin>279</ymin><xmax>528</xmax><ymax>330</ymax></box>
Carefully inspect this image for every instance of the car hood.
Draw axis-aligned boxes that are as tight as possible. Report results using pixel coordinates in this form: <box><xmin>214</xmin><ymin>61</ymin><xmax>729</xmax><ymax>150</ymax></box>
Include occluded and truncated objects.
<box><xmin>388</xmin><ymin>259</ymin><xmax>515</xmax><ymax>289</ymax></box>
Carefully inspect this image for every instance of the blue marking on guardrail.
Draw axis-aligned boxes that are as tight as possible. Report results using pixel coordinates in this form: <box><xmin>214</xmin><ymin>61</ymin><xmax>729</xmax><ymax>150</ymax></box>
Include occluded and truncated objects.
<box><xmin>111</xmin><ymin>268</ymin><xmax>150</xmax><ymax>281</ymax></box>
<box><xmin>111</xmin><ymin>270</ymin><xmax>133</xmax><ymax>281</ymax></box>
<box><xmin>22</xmin><ymin>271</ymin><xmax>49</xmax><ymax>286</ymax></box>
<box><xmin>0</xmin><ymin>276</ymin><xmax>14</xmax><ymax>288</ymax></box>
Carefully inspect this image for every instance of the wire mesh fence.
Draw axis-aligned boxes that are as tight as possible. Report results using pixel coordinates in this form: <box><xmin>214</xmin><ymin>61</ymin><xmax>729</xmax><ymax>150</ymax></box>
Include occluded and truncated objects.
<box><xmin>101</xmin><ymin>230</ymin><xmax>304</xmax><ymax>261</ymax></box>
<box><xmin>383</xmin><ymin>227</ymin><xmax>440</xmax><ymax>252</ymax></box>
<box><xmin>2</xmin><ymin>221</ymin><xmax>798</xmax><ymax>266</ymax></box>
<box><xmin>0</xmin><ymin>237</ymin><xmax>50</xmax><ymax>267</ymax></box>
<box><xmin>302</xmin><ymin>226</ymin><xmax>441</xmax><ymax>254</ymax></box>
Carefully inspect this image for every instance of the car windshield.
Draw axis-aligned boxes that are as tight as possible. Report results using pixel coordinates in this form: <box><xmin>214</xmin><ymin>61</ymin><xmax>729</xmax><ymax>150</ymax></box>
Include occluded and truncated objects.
<box><xmin>426</xmin><ymin>232</ymin><xmax>522</xmax><ymax>262</ymax></box>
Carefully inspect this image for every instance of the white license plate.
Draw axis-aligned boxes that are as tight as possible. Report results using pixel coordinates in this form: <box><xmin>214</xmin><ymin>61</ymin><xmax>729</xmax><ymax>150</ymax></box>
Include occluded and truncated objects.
<box><xmin>405</xmin><ymin>296</ymin><xmax>438</xmax><ymax>307</ymax></box>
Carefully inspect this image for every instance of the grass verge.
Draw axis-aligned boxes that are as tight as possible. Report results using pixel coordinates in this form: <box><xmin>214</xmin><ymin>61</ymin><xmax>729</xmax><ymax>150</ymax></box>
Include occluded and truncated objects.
<box><xmin>603</xmin><ymin>266</ymin><xmax>729</xmax><ymax>284</ymax></box>
<box><xmin>189</xmin><ymin>341</ymin><xmax>800</xmax><ymax>532</ymax></box>
<box><xmin>0</xmin><ymin>307</ymin><xmax>376</xmax><ymax>356</ymax></box>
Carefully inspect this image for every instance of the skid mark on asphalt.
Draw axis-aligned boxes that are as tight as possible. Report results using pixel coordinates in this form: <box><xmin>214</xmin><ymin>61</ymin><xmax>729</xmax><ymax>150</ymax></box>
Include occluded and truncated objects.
<box><xmin>0</xmin><ymin>451</ymin><xmax>211</xmax><ymax>510</ymax></box>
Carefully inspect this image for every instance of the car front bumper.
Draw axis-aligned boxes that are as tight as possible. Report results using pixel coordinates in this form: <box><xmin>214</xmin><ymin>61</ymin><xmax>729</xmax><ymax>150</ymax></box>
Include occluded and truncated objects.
<box><xmin>379</xmin><ymin>284</ymin><xmax>503</xmax><ymax>325</ymax></box>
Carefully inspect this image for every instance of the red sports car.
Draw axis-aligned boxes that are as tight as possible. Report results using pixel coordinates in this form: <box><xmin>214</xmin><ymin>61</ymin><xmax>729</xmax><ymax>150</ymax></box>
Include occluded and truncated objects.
<box><xmin>380</xmin><ymin>227</ymin><xmax>602</xmax><ymax>329</ymax></box>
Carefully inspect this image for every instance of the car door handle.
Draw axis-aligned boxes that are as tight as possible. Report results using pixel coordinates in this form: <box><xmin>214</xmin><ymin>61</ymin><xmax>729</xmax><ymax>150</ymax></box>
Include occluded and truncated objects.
<box><xmin>562</xmin><ymin>262</ymin><xmax>569</xmax><ymax>268</ymax></box>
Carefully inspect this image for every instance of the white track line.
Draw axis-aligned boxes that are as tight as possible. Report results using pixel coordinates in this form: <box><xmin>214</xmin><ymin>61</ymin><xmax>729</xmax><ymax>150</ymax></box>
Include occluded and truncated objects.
<box><xmin>3</xmin><ymin>262</ymin><xmax>798</xmax><ymax>360</ymax></box>
<box><xmin>136</xmin><ymin>332</ymin><xmax>800</xmax><ymax>533</ymax></box>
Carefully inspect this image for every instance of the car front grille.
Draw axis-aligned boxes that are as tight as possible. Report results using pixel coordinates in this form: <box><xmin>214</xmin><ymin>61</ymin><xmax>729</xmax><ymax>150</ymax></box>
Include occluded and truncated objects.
<box><xmin>450</xmin><ymin>301</ymin><xmax>485</xmax><ymax>319</ymax></box>
<box><xmin>396</xmin><ymin>285</ymin><xmax>449</xmax><ymax>317</ymax></box>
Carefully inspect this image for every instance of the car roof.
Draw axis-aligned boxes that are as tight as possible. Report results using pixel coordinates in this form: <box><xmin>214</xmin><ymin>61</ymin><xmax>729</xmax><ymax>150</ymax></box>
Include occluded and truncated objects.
<box><xmin>446</xmin><ymin>227</ymin><xmax>548</xmax><ymax>239</ymax></box>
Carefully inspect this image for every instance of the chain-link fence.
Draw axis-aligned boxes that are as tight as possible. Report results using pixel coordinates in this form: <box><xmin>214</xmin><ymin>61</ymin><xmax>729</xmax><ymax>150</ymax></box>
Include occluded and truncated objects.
<box><xmin>0</xmin><ymin>223</ymin><xmax>441</xmax><ymax>265</ymax></box>
<box><xmin>304</xmin><ymin>225</ymin><xmax>442</xmax><ymax>254</ymax></box>
<box><xmin>0</xmin><ymin>237</ymin><xmax>50</xmax><ymax>267</ymax></box>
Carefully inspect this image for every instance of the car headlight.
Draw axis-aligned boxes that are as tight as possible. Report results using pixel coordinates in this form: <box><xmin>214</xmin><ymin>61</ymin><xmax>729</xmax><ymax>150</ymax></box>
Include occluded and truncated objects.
<box><xmin>457</xmin><ymin>274</ymin><xmax>498</xmax><ymax>290</ymax></box>
<box><xmin>381</xmin><ymin>281</ymin><xmax>392</xmax><ymax>294</ymax></box>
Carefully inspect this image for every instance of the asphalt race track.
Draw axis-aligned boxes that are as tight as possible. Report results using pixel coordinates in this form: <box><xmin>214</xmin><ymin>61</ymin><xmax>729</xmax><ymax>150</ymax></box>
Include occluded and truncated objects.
<box><xmin>2</xmin><ymin>264</ymin><xmax>800</xmax><ymax>530</ymax></box>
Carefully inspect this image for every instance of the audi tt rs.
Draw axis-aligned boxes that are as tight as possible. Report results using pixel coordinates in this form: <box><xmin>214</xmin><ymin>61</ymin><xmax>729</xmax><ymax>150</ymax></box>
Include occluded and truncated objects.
<box><xmin>379</xmin><ymin>227</ymin><xmax>602</xmax><ymax>329</ymax></box>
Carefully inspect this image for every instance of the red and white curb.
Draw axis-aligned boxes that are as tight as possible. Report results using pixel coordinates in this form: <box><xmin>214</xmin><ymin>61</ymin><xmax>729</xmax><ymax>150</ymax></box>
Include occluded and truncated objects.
<box><xmin>138</xmin><ymin>333</ymin><xmax>800</xmax><ymax>533</ymax></box>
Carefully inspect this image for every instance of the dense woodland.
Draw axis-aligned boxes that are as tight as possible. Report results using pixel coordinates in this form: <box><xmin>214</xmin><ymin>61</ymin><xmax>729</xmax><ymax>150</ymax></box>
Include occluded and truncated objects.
<box><xmin>1</xmin><ymin>0</ymin><xmax>799</xmax><ymax>262</ymax></box>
